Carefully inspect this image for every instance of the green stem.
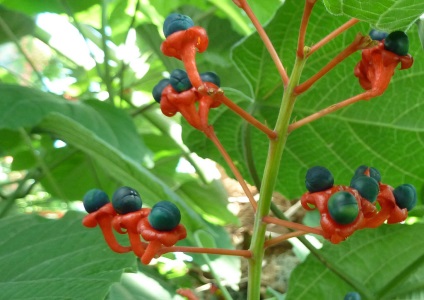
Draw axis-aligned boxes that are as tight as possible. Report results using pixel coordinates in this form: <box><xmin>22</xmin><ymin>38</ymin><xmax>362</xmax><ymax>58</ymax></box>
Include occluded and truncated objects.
<box><xmin>247</xmin><ymin>57</ymin><xmax>306</xmax><ymax>299</ymax></box>
<box><xmin>101</xmin><ymin>0</ymin><xmax>114</xmax><ymax>102</ymax></box>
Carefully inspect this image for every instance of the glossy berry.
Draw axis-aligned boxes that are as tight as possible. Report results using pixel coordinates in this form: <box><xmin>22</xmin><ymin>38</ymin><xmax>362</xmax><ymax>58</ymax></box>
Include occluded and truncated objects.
<box><xmin>163</xmin><ymin>13</ymin><xmax>194</xmax><ymax>38</ymax></box>
<box><xmin>369</xmin><ymin>29</ymin><xmax>388</xmax><ymax>41</ymax></box>
<box><xmin>152</xmin><ymin>79</ymin><xmax>170</xmax><ymax>103</ymax></box>
<box><xmin>305</xmin><ymin>166</ymin><xmax>334</xmax><ymax>193</ymax></box>
<box><xmin>170</xmin><ymin>69</ymin><xmax>192</xmax><ymax>92</ymax></box>
<box><xmin>83</xmin><ymin>189</ymin><xmax>109</xmax><ymax>213</ymax></box>
<box><xmin>384</xmin><ymin>31</ymin><xmax>409</xmax><ymax>56</ymax></box>
<box><xmin>200</xmin><ymin>71</ymin><xmax>221</xmax><ymax>87</ymax></box>
<box><xmin>352</xmin><ymin>165</ymin><xmax>381</xmax><ymax>183</ymax></box>
<box><xmin>148</xmin><ymin>200</ymin><xmax>181</xmax><ymax>231</ymax></box>
<box><xmin>328</xmin><ymin>191</ymin><xmax>359</xmax><ymax>225</ymax></box>
<box><xmin>344</xmin><ymin>291</ymin><xmax>361</xmax><ymax>300</ymax></box>
<box><xmin>350</xmin><ymin>175</ymin><xmax>379</xmax><ymax>203</ymax></box>
<box><xmin>393</xmin><ymin>184</ymin><xmax>417</xmax><ymax>211</ymax></box>
<box><xmin>112</xmin><ymin>186</ymin><xmax>142</xmax><ymax>214</ymax></box>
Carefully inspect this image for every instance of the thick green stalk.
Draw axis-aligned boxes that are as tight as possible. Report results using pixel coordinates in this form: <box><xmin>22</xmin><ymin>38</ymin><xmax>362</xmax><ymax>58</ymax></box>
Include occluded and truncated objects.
<box><xmin>247</xmin><ymin>56</ymin><xmax>306</xmax><ymax>299</ymax></box>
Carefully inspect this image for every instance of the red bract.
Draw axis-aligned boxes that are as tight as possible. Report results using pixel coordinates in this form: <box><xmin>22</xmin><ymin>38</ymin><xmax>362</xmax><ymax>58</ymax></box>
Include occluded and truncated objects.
<box><xmin>354</xmin><ymin>42</ymin><xmax>413</xmax><ymax>97</ymax></box>
<box><xmin>161</xmin><ymin>26</ymin><xmax>209</xmax><ymax>89</ymax></box>
<box><xmin>362</xmin><ymin>183</ymin><xmax>408</xmax><ymax>228</ymax></box>
<box><xmin>159</xmin><ymin>83</ymin><xmax>221</xmax><ymax>131</ymax></box>
<box><xmin>301</xmin><ymin>186</ymin><xmax>371</xmax><ymax>244</ymax></box>
<box><xmin>111</xmin><ymin>208</ymin><xmax>150</xmax><ymax>257</ymax></box>
<box><xmin>82</xmin><ymin>203</ymin><xmax>131</xmax><ymax>253</ymax></box>
<box><xmin>137</xmin><ymin>217</ymin><xmax>187</xmax><ymax>264</ymax></box>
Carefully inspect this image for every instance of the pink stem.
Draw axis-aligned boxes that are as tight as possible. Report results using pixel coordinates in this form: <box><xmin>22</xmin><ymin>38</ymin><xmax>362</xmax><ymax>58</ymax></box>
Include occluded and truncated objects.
<box><xmin>288</xmin><ymin>91</ymin><xmax>372</xmax><ymax>132</ymax></box>
<box><xmin>263</xmin><ymin>216</ymin><xmax>324</xmax><ymax>235</ymax></box>
<box><xmin>97</xmin><ymin>217</ymin><xmax>131</xmax><ymax>253</ymax></box>
<box><xmin>127</xmin><ymin>231</ymin><xmax>145</xmax><ymax>257</ymax></box>
<box><xmin>309</xmin><ymin>19</ymin><xmax>360</xmax><ymax>56</ymax></box>
<box><xmin>234</xmin><ymin>0</ymin><xmax>289</xmax><ymax>86</ymax></box>
<box><xmin>158</xmin><ymin>246</ymin><xmax>252</xmax><ymax>258</ymax></box>
<box><xmin>141</xmin><ymin>240</ymin><xmax>162</xmax><ymax>264</ymax></box>
<box><xmin>264</xmin><ymin>231</ymin><xmax>308</xmax><ymax>248</ymax></box>
<box><xmin>297</xmin><ymin>0</ymin><xmax>317</xmax><ymax>58</ymax></box>
<box><xmin>204</xmin><ymin>127</ymin><xmax>258</xmax><ymax>211</ymax></box>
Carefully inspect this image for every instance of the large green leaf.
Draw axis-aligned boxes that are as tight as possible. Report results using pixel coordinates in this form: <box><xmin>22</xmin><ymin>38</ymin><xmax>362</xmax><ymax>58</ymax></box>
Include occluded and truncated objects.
<box><xmin>0</xmin><ymin>211</ymin><xmax>136</xmax><ymax>299</ymax></box>
<box><xmin>323</xmin><ymin>0</ymin><xmax>424</xmax><ymax>31</ymax></box>
<box><xmin>0</xmin><ymin>5</ymin><xmax>35</xmax><ymax>44</ymax></box>
<box><xmin>0</xmin><ymin>0</ymin><xmax>98</xmax><ymax>16</ymax></box>
<box><xmin>0</xmin><ymin>85</ymin><xmax>152</xmax><ymax>165</ymax></box>
<box><xmin>286</xmin><ymin>224</ymin><xmax>424</xmax><ymax>299</ymax></box>
<box><xmin>183</xmin><ymin>1</ymin><xmax>424</xmax><ymax>201</ymax></box>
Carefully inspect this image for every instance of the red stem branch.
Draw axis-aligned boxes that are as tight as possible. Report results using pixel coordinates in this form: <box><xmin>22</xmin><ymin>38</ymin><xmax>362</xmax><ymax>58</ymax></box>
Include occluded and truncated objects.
<box><xmin>297</xmin><ymin>0</ymin><xmax>317</xmax><ymax>58</ymax></box>
<box><xmin>288</xmin><ymin>91</ymin><xmax>373</xmax><ymax>132</ymax></box>
<box><xmin>158</xmin><ymin>246</ymin><xmax>252</xmax><ymax>258</ymax></box>
<box><xmin>264</xmin><ymin>231</ymin><xmax>308</xmax><ymax>248</ymax></box>
<box><xmin>234</xmin><ymin>0</ymin><xmax>289</xmax><ymax>86</ymax></box>
<box><xmin>204</xmin><ymin>127</ymin><xmax>258</xmax><ymax>210</ymax></box>
<box><xmin>295</xmin><ymin>34</ymin><xmax>374</xmax><ymax>95</ymax></box>
<box><xmin>309</xmin><ymin>18</ymin><xmax>360</xmax><ymax>56</ymax></box>
<box><xmin>263</xmin><ymin>216</ymin><xmax>324</xmax><ymax>236</ymax></box>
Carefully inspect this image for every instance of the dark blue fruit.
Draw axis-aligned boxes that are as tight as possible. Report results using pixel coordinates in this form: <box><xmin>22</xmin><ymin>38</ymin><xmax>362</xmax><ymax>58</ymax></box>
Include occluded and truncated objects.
<box><xmin>112</xmin><ymin>186</ymin><xmax>142</xmax><ymax>214</ymax></box>
<box><xmin>200</xmin><ymin>72</ymin><xmax>221</xmax><ymax>87</ymax></box>
<box><xmin>350</xmin><ymin>175</ymin><xmax>379</xmax><ymax>203</ymax></box>
<box><xmin>305</xmin><ymin>166</ymin><xmax>334</xmax><ymax>193</ymax></box>
<box><xmin>163</xmin><ymin>13</ymin><xmax>194</xmax><ymax>38</ymax></box>
<box><xmin>352</xmin><ymin>165</ymin><xmax>381</xmax><ymax>183</ymax></box>
<box><xmin>170</xmin><ymin>69</ymin><xmax>192</xmax><ymax>92</ymax></box>
<box><xmin>152</xmin><ymin>79</ymin><xmax>170</xmax><ymax>103</ymax></box>
<box><xmin>148</xmin><ymin>201</ymin><xmax>181</xmax><ymax>231</ymax></box>
<box><xmin>328</xmin><ymin>191</ymin><xmax>359</xmax><ymax>225</ymax></box>
<box><xmin>83</xmin><ymin>189</ymin><xmax>109</xmax><ymax>213</ymax></box>
<box><xmin>384</xmin><ymin>31</ymin><xmax>409</xmax><ymax>56</ymax></box>
<box><xmin>344</xmin><ymin>291</ymin><xmax>361</xmax><ymax>300</ymax></box>
<box><xmin>369</xmin><ymin>29</ymin><xmax>388</xmax><ymax>41</ymax></box>
<box><xmin>393</xmin><ymin>184</ymin><xmax>417</xmax><ymax>211</ymax></box>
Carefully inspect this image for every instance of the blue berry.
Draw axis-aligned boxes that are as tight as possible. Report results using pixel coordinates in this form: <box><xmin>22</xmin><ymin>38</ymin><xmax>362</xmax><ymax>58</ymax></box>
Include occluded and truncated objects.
<box><xmin>350</xmin><ymin>175</ymin><xmax>379</xmax><ymax>203</ymax></box>
<box><xmin>393</xmin><ymin>184</ymin><xmax>417</xmax><ymax>211</ymax></box>
<box><xmin>83</xmin><ymin>189</ymin><xmax>109</xmax><ymax>213</ymax></box>
<box><xmin>384</xmin><ymin>31</ymin><xmax>409</xmax><ymax>56</ymax></box>
<box><xmin>328</xmin><ymin>191</ymin><xmax>359</xmax><ymax>225</ymax></box>
<box><xmin>148</xmin><ymin>201</ymin><xmax>181</xmax><ymax>231</ymax></box>
<box><xmin>369</xmin><ymin>29</ymin><xmax>388</xmax><ymax>41</ymax></box>
<box><xmin>305</xmin><ymin>166</ymin><xmax>334</xmax><ymax>193</ymax></box>
<box><xmin>112</xmin><ymin>186</ymin><xmax>142</xmax><ymax>214</ymax></box>
<box><xmin>200</xmin><ymin>71</ymin><xmax>221</xmax><ymax>87</ymax></box>
<box><xmin>344</xmin><ymin>291</ymin><xmax>361</xmax><ymax>300</ymax></box>
<box><xmin>152</xmin><ymin>79</ymin><xmax>170</xmax><ymax>103</ymax></box>
<box><xmin>163</xmin><ymin>13</ymin><xmax>194</xmax><ymax>38</ymax></box>
<box><xmin>170</xmin><ymin>69</ymin><xmax>192</xmax><ymax>92</ymax></box>
<box><xmin>352</xmin><ymin>165</ymin><xmax>381</xmax><ymax>183</ymax></box>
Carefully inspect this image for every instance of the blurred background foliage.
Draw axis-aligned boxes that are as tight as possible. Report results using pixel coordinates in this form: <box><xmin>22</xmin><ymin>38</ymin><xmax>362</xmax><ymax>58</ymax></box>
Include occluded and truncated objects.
<box><xmin>0</xmin><ymin>0</ymin><xmax>424</xmax><ymax>299</ymax></box>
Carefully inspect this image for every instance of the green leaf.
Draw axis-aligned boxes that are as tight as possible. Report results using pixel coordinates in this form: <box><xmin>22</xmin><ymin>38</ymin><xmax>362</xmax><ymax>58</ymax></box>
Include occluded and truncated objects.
<box><xmin>10</xmin><ymin>149</ymin><xmax>37</xmax><ymax>171</ymax></box>
<box><xmin>184</xmin><ymin>1</ymin><xmax>424</xmax><ymax>202</ymax></box>
<box><xmin>176</xmin><ymin>179</ymin><xmax>240</xmax><ymax>226</ymax></box>
<box><xmin>0</xmin><ymin>0</ymin><xmax>99</xmax><ymax>16</ymax></box>
<box><xmin>0</xmin><ymin>85</ymin><xmax>152</xmax><ymax>165</ymax></box>
<box><xmin>0</xmin><ymin>5</ymin><xmax>35</xmax><ymax>44</ymax></box>
<box><xmin>0</xmin><ymin>211</ymin><xmax>136</xmax><ymax>299</ymax></box>
<box><xmin>286</xmin><ymin>224</ymin><xmax>424</xmax><ymax>300</ymax></box>
<box><xmin>323</xmin><ymin>0</ymin><xmax>424</xmax><ymax>31</ymax></box>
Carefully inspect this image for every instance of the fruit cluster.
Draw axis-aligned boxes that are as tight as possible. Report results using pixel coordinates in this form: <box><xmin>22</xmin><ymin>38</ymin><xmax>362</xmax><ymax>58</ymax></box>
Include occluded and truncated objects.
<box><xmin>354</xmin><ymin>30</ymin><xmax>413</xmax><ymax>95</ymax></box>
<box><xmin>301</xmin><ymin>165</ymin><xmax>417</xmax><ymax>243</ymax></box>
<box><xmin>82</xmin><ymin>187</ymin><xmax>186</xmax><ymax>264</ymax></box>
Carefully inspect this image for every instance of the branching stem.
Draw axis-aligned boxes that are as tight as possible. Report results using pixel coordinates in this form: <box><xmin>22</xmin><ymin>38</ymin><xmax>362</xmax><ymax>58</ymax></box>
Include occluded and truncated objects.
<box><xmin>297</xmin><ymin>0</ymin><xmax>317</xmax><ymax>58</ymax></box>
<box><xmin>263</xmin><ymin>216</ymin><xmax>324</xmax><ymax>236</ymax></box>
<box><xmin>233</xmin><ymin>0</ymin><xmax>290</xmax><ymax>86</ymax></box>
<box><xmin>158</xmin><ymin>246</ymin><xmax>252</xmax><ymax>258</ymax></box>
<box><xmin>308</xmin><ymin>18</ymin><xmax>360</xmax><ymax>56</ymax></box>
